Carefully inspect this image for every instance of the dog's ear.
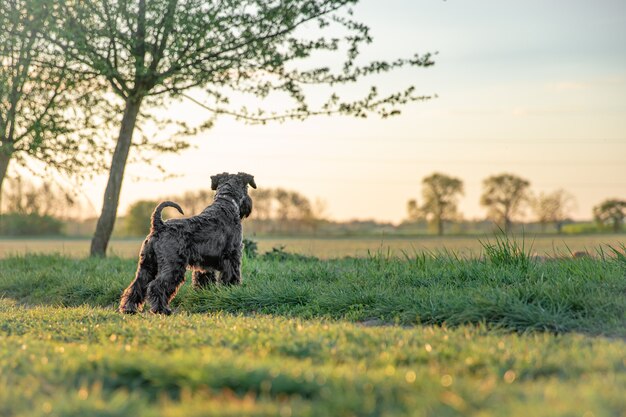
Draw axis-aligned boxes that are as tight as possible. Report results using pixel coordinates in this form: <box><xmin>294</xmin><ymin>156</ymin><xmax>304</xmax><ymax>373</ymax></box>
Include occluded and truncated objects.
<box><xmin>211</xmin><ymin>173</ymin><xmax>229</xmax><ymax>190</ymax></box>
<box><xmin>238</xmin><ymin>172</ymin><xmax>257</xmax><ymax>189</ymax></box>
<box><xmin>240</xmin><ymin>195</ymin><xmax>253</xmax><ymax>219</ymax></box>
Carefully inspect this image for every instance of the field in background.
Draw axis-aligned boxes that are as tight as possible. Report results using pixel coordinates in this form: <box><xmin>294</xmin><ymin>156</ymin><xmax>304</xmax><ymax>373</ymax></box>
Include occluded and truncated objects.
<box><xmin>0</xmin><ymin>234</ymin><xmax>624</xmax><ymax>259</ymax></box>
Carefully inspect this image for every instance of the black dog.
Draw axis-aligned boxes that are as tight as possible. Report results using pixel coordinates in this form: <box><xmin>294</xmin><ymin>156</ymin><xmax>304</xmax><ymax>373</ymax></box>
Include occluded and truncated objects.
<box><xmin>119</xmin><ymin>172</ymin><xmax>255</xmax><ymax>314</ymax></box>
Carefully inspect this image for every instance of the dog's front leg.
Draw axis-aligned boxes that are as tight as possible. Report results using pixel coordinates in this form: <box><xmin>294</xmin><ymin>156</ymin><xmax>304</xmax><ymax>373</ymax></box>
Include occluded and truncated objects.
<box><xmin>221</xmin><ymin>247</ymin><xmax>242</xmax><ymax>286</ymax></box>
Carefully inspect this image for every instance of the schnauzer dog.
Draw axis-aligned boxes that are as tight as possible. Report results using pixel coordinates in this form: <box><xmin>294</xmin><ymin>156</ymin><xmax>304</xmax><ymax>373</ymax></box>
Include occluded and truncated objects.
<box><xmin>119</xmin><ymin>172</ymin><xmax>256</xmax><ymax>315</ymax></box>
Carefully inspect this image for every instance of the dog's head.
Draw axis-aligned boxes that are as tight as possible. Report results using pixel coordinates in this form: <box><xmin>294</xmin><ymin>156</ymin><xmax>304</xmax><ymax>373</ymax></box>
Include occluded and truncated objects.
<box><xmin>211</xmin><ymin>172</ymin><xmax>256</xmax><ymax>219</ymax></box>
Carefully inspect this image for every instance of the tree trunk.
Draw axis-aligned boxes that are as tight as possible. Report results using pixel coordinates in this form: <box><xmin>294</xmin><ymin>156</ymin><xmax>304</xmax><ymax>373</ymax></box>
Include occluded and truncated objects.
<box><xmin>90</xmin><ymin>98</ymin><xmax>142</xmax><ymax>257</ymax></box>
<box><xmin>0</xmin><ymin>150</ymin><xmax>11</xmax><ymax>198</ymax></box>
<box><xmin>613</xmin><ymin>219</ymin><xmax>621</xmax><ymax>233</ymax></box>
<box><xmin>437</xmin><ymin>217</ymin><xmax>443</xmax><ymax>236</ymax></box>
<box><xmin>504</xmin><ymin>217</ymin><xmax>512</xmax><ymax>234</ymax></box>
<box><xmin>0</xmin><ymin>149</ymin><xmax>12</xmax><ymax>218</ymax></box>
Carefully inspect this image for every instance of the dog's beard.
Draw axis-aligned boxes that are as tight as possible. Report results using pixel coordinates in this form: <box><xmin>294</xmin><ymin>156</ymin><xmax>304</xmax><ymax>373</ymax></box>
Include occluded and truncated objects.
<box><xmin>240</xmin><ymin>195</ymin><xmax>253</xmax><ymax>219</ymax></box>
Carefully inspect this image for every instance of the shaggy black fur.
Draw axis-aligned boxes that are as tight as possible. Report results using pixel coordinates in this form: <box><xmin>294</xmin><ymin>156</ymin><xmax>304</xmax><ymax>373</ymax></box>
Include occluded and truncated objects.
<box><xmin>119</xmin><ymin>172</ymin><xmax>256</xmax><ymax>315</ymax></box>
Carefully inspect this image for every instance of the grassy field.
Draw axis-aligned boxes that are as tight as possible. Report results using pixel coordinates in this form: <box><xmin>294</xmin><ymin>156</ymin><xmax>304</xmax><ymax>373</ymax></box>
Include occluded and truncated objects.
<box><xmin>0</xmin><ymin>233</ymin><xmax>625</xmax><ymax>259</ymax></box>
<box><xmin>1</xmin><ymin>238</ymin><xmax>625</xmax><ymax>416</ymax></box>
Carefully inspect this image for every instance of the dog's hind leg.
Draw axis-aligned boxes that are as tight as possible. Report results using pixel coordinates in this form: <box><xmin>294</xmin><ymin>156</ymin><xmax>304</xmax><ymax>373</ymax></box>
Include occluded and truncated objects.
<box><xmin>119</xmin><ymin>239</ymin><xmax>157</xmax><ymax>314</ymax></box>
<box><xmin>192</xmin><ymin>269</ymin><xmax>218</xmax><ymax>289</ymax></box>
<box><xmin>147</xmin><ymin>258</ymin><xmax>187</xmax><ymax>315</ymax></box>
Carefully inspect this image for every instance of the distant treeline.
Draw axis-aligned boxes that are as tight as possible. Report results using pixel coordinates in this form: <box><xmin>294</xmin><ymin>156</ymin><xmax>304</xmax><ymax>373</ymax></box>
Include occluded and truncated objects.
<box><xmin>406</xmin><ymin>172</ymin><xmax>625</xmax><ymax>236</ymax></box>
<box><xmin>0</xmin><ymin>177</ymin><xmax>624</xmax><ymax>237</ymax></box>
<box><xmin>0</xmin><ymin>178</ymin><xmax>73</xmax><ymax>236</ymax></box>
<box><xmin>117</xmin><ymin>188</ymin><xmax>327</xmax><ymax>237</ymax></box>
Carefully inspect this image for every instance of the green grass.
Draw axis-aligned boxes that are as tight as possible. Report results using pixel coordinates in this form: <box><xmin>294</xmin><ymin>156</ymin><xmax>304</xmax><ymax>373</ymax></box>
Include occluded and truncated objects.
<box><xmin>1</xmin><ymin>248</ymin><xmax>625</xmax><ymax>335</ymax></box>
<box><xmin>0</xmin><ymin>241</ymin><xmax>625</xmax><ymax>416</ymax></box>
<box><xmin>1</xmin><ymin>301</ymin><xmax>625</xmax><ymax>417</ymax></box>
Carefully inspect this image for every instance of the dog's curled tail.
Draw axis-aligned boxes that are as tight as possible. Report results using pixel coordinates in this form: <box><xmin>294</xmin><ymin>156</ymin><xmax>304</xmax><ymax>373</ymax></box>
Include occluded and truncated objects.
<box><xmin>151</xmin><ymin>201</ymin><xmax>184</xmax><ymax>231</ymax></box>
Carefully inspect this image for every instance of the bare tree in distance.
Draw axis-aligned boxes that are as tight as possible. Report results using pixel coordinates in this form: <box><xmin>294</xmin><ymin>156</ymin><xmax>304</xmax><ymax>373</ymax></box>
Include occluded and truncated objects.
<box><xmin>593</xmin><ymin>199</ymin><xmax>626</xmax><ymax>233</ymax></box>
<box><xmin>310</xmin><ymin>197</ymin><xmax>329</xmax><ymax>235</ymax></box>
<box><xmin>250</xmin><ymin>188</ymin><xmax>274</xmax><ymax>221</ymax></box>
<box><xmin>480</xmin><ymin>173</ymin><xmax>530</xmax><ymax>233</ymax></box>
<box><xmin>312</xmin><ymin>198</ymin><xmax>328</xmax><ymax>221</ymax></box>
<box><xmin>274</xmin><ymin>188</ymin><xmax>313</xmax><ymax>223</ymax></box>
<box><xmin>0</xmin><ymin>0</ymin><xmax>107</xmax><ymax>200</ymax></box>
<box><xmin>248</xmin><ymin>187</ymin><xmax>325</xmax><ymax>234</ymax></box>
<box><xmin>165</xmin><ymin>189</ymin><xmax>215</xmax><ymax>216</ymax></box>
<box><xmin>406</xmin><ymin>199</ymin><xmax>421</xmax><ymax>222</ymax></box>
<box><xmin>48</xmin><ymin>0</ymin><xmax>436</xmax><ymax>256</ymax></box>
<box><xmin>531</xmin><ymin>189</ymin><xmax>576</xmax><ymax>233</ymax></box>
<box><xmin>419</xmin><ymin>172</ymin><xmax>463</xmax><ymax>236</ymax></box>
<box><xmin>1</xmin><ymin>177</ymin><xmax>76</xmax><ymax>218</ymax></box>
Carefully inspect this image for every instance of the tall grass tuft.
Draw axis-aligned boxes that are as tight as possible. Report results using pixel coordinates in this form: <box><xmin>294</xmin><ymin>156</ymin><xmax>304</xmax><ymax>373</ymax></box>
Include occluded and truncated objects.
<box><xmin>606</xmin><ymin>242</ymin><xmax>626</xmax><ymax>267</ymax></box>
<box><xmin>479</xmin><ymin>231</ymin><xmax>534</xmax><ymax>272</ymax></box>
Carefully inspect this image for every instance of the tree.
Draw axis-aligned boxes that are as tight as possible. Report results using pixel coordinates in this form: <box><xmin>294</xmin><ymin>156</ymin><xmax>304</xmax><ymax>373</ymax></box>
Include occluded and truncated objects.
<box><xmin>124</xmin><ymin>190</ymin><xmax>216</xmax><ymax>236</ymax></box>
<box><xmin>406</xmin><ymin>199</ymin><xmax>421</xmax><ymax>222</ymax></box>
<box><xmin>0</xmin><ymin>177</ymin><xmax>76</xmax><ymax>217</ymax></box>
<box><xmin>593</xmin><ymin>199</ymin><xmax>626</xmax><ymax>233</ymax></box>
<box><xmin>480</xmin><ymin>173</ymin><xmax>530</xmax><ymax>233</ymax></box>
<box><xmin>48</xmin><ymin>0</ymin><xmax>435</xmax><ymax>256</ymax></box>
<box><xmin>275</xmin><ymin>188</ymin><xmax>313</xmax><ymax>221</ymax></box>
<box><xmin>247</xmin><ymin>187</ymin><xmax>324</xmax><ymax>234</ymax></box>
<box><xmin>165</xmin><ymin>189</ymin><xmax>214</xmax><ymax>215</ymax></box>
<box><xmin>250</xmin><ymin>188</ymin><xmax>274</xmax><ymax>221</ymax></box>
<box><xmin>0</xmin><ymin>0</ymin><xmax>105</xmax><ymax>197</ymax></box>
<box><xmin>123</xmin><ymin>199</ymin><xmax>158</xmax><ymax>236</ymax></box>
<box><xmin>531</xmin><ymin>189</ymin><xmax>576</xmax><ymax>233</ymax></box>
<box><xmin>0</xmin><ymin>177</ymin><xmax>74</xmax><ymax>236</ymax></box>
<box><xmin>419</xmin><ymin>172</ymin><xmax>463</xmax><ymax>236</ymax></box>
<box><xmin>310</xmin><ymin>197</ymin><xmax>328</xmax><ymax>234</ymax></box>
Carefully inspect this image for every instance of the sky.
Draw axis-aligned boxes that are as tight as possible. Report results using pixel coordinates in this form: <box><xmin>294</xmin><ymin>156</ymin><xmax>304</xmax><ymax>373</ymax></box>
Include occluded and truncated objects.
<box><xmin>78</xmin><ymin>0</ymin><xmax>626</xmax><ymax>223</ymax></box>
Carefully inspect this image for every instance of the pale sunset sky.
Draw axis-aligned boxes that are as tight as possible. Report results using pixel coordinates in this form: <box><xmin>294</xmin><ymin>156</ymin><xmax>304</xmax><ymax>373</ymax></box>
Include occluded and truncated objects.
<box><xmin>80</xmin><ymin>0</ymin><xmax>626</xmax><ymax>223</ymax></box>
